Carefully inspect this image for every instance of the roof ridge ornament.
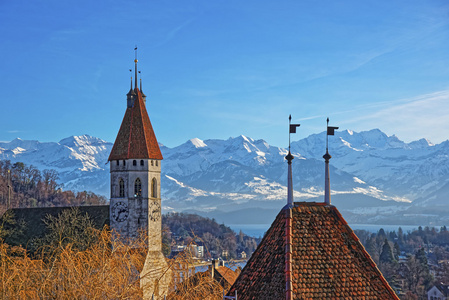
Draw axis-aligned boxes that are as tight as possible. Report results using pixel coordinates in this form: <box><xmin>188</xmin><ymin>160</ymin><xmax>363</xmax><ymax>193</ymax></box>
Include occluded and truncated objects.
<box><xmin>134</xmin><ymin>46</ymin><xmax>138</xmax><ymax>90</ymax></box>
<box><xmin>324</xmin><ymin>117</ymin><xmax>339</xmax><ymax>205</ymax></box>
<box><xmin>285</xmin><ymin>115</ymin><xmax>300</xmax><ymax>209</ymax></box>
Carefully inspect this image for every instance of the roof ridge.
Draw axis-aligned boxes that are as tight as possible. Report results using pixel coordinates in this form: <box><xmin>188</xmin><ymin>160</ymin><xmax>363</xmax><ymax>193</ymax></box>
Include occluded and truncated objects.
<box><xmin>285</xmin><ymin>207</ymin><xmax>293</xmax><ymax>300</ymax></box>
<box><xmin>134</xmin><ymin>88</ymin><xmax>150</xmax><ymax>158</ymax></box>
<box><xmin>127</xmin><ymin>98</ymin><xmax>134</xmax><ymax>159</ymax></box>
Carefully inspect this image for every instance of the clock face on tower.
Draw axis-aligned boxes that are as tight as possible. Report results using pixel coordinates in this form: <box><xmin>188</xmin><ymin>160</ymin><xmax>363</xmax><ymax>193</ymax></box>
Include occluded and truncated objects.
<box><xmin>149</xmin><ymin>200</ymin><xmax>161</xmax><ymax>221</ymax></box>
<box><xmin>112</xmin><ymin>201</ymin><xmax>129</xmax><ymax>222</ymax></box>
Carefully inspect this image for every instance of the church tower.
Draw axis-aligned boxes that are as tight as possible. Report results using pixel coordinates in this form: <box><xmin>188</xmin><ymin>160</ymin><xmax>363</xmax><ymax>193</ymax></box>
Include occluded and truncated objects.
<box><xmin>108</xmin><ymin>55</ymin><xmax>172</xmax><ymax>299</ymax></box>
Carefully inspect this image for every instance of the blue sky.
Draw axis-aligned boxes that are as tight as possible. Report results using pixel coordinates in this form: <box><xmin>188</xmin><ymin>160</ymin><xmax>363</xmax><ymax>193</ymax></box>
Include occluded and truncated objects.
<box><xmin>1</xmin><ymin>0</ymin><xmax>448</xmax><ymax>148</ymax></box>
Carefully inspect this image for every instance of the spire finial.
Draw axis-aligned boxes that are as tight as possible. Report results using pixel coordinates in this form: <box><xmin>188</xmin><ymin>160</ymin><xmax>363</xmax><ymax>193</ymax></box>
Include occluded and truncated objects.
<box><xmin>324</xmin><ymin>117</ymin><xmax>338</xmax><ymax>205</ymax></box>
<box><xmin>134</xmin><ymin>46</ymin><xmax>138</xmax><ymax>90</ymax></box>
<box><xmin>326</xmin><ymin>117</ymin><xmax>329</xmax><ymax>153</ymax></box>
<box><xmin>289</xmin><ymin>114</ymin><xmax>292</xmax><ymax>152</ymax></box>
<box><xmin>285</xmin><ymin>115</ymin><xmax>300</xmax><ymax>208</ymax></box>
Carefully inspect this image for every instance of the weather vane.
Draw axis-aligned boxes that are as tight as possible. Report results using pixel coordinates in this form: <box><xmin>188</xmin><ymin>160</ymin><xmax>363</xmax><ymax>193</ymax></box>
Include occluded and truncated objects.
<box><xmin>289</xmin><ymin>114</ymin><xmax>300</xmax><ymax>152</ymax></box>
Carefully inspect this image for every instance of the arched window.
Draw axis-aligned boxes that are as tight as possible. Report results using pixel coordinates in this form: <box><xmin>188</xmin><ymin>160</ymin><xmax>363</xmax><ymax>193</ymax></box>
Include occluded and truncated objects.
<box><xmin>156</xmin><ymin>160</ymin><xmax>158</xmax><ymax>166</ymax></box>
<box><xmin>140</xmin><ymin>160</ymin><xmax>144</xmax><ymax>166</ymax></box>
<box><xmin>151</xmin><ymin>160</ymin><xmax>154</xmax><ymax>166</ymax></box>
<box><xmin>123</xmin><ymin>160</ymin><xmax>126</xmax><ymax>166</ymax></box>
<box><xmin>134</xmin><ymin>178</ymin><xmax>142</xmax><ymax>197</ymax></box>
<box><xmin>116</xmin><ymin>160</ymin><xmax>119</xmax><ymax>166</ymax></box>
<box><xmin>133</xmin><ymin>160</ymin><xmax>137</xmax><ymax>166</ymax></box>
<box><xmin>152</xmin><ymin>178</ymin><xmax>157</xmax><ymax>198</ymax></box>
<box><xmin>119</xmin><ymin>178</ymin><xmax>125</xmax><ymax>198</ymax></box>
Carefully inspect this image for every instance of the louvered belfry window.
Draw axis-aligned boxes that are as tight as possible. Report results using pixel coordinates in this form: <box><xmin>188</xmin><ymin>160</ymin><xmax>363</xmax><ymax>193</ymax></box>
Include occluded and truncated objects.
<box><xmin>152</xmin><ymin>178</ymin><xmax>157</xmax><ymax>198</ymax></box>
<box><xmin>119</xmin><ymin>178</ymin><xmax>125</xmax><ymax>198</ymax></box>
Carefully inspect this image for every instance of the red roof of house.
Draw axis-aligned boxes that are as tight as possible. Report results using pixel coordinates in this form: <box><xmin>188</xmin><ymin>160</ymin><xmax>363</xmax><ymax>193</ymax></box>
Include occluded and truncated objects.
<box><xmin>214</xmin><ymin>266</ymin><xmax>240</xmax><ymax>287</ymax></box>
<box><xmin>228</xmin><ymin>202</ymin><xmax>399</xmax><ymax>299</ymax></box>
<box><xmin>108</xmin><ymin>88</ymin><xmax>163</xmax><ymax>161</ymax></box>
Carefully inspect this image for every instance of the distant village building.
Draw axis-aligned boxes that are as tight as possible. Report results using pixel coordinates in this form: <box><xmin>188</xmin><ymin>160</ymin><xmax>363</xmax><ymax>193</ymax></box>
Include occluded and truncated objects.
<box><xmin>108</xmin><ymin>56</ymin><xmax>171</xmax><ymax>299</ymax></box>
<box><xmin>428</xmin><ymin>285</ymin><xmax>449</xmax><ymax>300</ymax></box>
<box><xmin>227</xmin><ymin>119</ymin><xmax>399</xmax><ymax>299</ymax></box>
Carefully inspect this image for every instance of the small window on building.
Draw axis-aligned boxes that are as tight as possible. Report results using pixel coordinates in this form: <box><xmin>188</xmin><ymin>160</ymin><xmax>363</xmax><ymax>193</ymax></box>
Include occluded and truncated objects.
<box><xmin>134</xmin><ymin>178</ymin><xmax>142</xmax><ymax>197</ymax></box>
<box><xmin>152</xmin><ymin>178</ymin><xmax>157</xmax><ymax>198</ymax></box>
<box><xmin>119</xmin><ymin>178</ymin><xmax>125</xmax><ymax>198</ymax></box>
<box><xmin>151</xmin><ymin>160</ymin><xmax>154</xmax><ymax>166</ymax></box>
<box><xmin>140</xmin><ymin>160</ymin><xmax>144</xmax><ymax>166</ymax></box>
<box><xmin>116</xmin><ymin>160</ymin><xmax>119</xmax><ymax>166</ymax></box>
<box><xmin>156</xmin><ymin>161</ymin><xmax>158</xmax><ymax>166</ymax></box>
<box><xmin>133</xmin><ymin>160</ymin><xmax>137</xmax><ymax>166</ymax></box>
<box><xmin>123</xmin><ymin>160</ymin><xmax>126</xmax><ymax>166</ymax></box>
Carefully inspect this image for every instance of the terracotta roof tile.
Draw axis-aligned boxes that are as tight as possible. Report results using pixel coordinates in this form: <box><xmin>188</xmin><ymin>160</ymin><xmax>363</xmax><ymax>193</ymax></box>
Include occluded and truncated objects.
<box><xmin>108</xmin><ymin>88</ymin><xmax>163</xmax><ymax>161</ymax></box>
<box><xmin>228</xmin><ymin>202</ymin><xmax>399</xmax><ymax>300</ymax></box>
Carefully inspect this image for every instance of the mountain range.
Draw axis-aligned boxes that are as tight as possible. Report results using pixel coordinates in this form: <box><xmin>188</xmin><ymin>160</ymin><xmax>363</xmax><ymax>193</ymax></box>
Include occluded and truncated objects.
<box><xmin>1</xmin><ymin>129</ymin><xmax>448</xmax><ymax>226</ymax></box>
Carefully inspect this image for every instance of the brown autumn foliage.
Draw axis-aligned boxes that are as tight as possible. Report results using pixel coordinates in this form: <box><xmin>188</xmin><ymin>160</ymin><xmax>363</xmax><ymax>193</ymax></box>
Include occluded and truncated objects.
<box><xmin>0</xmin><ymin>160</ymin><xmax>107</xmax><ymax>209</ymax></box>
<box><xmin>0</xmin><ymin>228</ymin><xmax>145</xmax><ymax>299</ymax></box>
<box><xmin>0</xmin><ymin>212</ymin><xmax>226</xmax><ymax>299</ymax></box>
<box><xmin>169</xmin><ymin>248</ymin><xmax>224</xmax><ymax>300</ymax></box>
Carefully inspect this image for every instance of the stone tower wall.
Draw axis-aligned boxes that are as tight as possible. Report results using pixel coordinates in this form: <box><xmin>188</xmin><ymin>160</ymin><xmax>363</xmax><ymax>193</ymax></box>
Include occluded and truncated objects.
<box><xmin>110</xmin><ymin>158</ymin><xmax>161</xmax><ymax>242</ymax></box>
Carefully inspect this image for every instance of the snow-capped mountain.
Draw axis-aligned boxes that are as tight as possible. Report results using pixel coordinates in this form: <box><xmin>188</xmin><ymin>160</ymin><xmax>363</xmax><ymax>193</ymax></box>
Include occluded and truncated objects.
<box><xmin>1</xmin><ymin>130</ymin><xmax>448</xmax><ymax>225</ymax></box>
<box><xmin>291</xmin><ymin>129</ymin><xmax>449</xmax><ymax>201</ymax></box>
<box><xmin>0</xmin><ymin>135</ymin><xmax>112</xmax><ymax>194</ymax></box>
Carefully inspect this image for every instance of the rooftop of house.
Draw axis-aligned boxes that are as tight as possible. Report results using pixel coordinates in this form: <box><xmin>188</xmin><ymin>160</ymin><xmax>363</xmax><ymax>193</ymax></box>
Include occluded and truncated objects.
<box><xmin>432</xmin><ymin>284</ymin><xmax>449</xmax><ymax>296</ymax></box>
<box><xmin>228</xmin><ymin>201</ymin><xmax>399</xmax><ymax>300</ymax></box>
<box><xmin>214</xmin><ymin>266</ymin><xmax>240</xmax><ymax>288</ymax></box>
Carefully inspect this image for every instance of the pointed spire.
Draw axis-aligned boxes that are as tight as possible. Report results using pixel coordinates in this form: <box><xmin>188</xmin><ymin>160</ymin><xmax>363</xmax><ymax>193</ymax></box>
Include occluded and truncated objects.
<box><xmin>323</xmin><ymin>118</ymin><xmax>338</xmax><ymax>205</ymax></box>
<box><xmin>127</xmin><ymin>76</ymin><xmax>136</xmax><ymax>108</ymax></box>
<box><xmin>140</xmin><ymin>78</ymin><xmax>147</xmax><ymax>103</ymax></box>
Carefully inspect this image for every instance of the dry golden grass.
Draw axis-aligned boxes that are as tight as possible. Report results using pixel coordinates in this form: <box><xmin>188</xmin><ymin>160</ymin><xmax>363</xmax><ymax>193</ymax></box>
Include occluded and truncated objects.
<box><xmin>168</xmin><ymin>249</ymin><xmax>224</xmax><ymax>300</ymax></box>
<box><xmin>0</xmin><ymin>228</ymin><xmax>226</xmax><ymax>299</ymax></box>
<box><xmin>1</xmin><ymin>228</ymin><xmax>145</xmax><ymax>299</ymax></box>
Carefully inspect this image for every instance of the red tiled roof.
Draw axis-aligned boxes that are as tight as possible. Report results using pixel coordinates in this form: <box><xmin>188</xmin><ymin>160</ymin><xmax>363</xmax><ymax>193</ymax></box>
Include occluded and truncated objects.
<box><xmin>108</xmin><ymin>88</ymin><xmax>163</xmax><ymax>161</ymax></box>
<box><xmin>215</xmin><ymin>266</ymin><xmax>239</xmax><ymax>287</ymax></box>
<box><xmin>228</xmin><ymin>202</ymin><xmax>399</xmax><ymax>300</ymax></box>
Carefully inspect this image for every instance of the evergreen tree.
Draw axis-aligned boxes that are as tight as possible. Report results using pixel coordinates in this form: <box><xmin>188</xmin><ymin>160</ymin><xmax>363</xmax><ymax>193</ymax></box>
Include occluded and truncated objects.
<box><xmin>380</xmin><ymin>239</ymin><xmax>394</xmax><ymax>263</ymax></box>
<box><xmin>415</xmin><ymin>248</ymin><xmax>433</xmax><ymax>292</ymax></box>
<box><xmin>393</xmin><ymin>242</ymin><xmax>400</xmax><ymax>261</ymax></box>
<box><xmin>397</xmin><ymin>227</ymin><xmax>405</xmax><ymax>246</ymax></box>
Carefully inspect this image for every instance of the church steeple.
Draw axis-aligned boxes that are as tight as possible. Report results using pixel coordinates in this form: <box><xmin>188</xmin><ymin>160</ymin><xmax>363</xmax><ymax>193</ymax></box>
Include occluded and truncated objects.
<box><xmin>109</xmin><ymin>50</ymin><xmax>172</xmax><ymax>298</ymax></box>
<box><xmin>109</xmin><ymin>51</ymin><xmax>162</xmax><ymax>162</ymax></box>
